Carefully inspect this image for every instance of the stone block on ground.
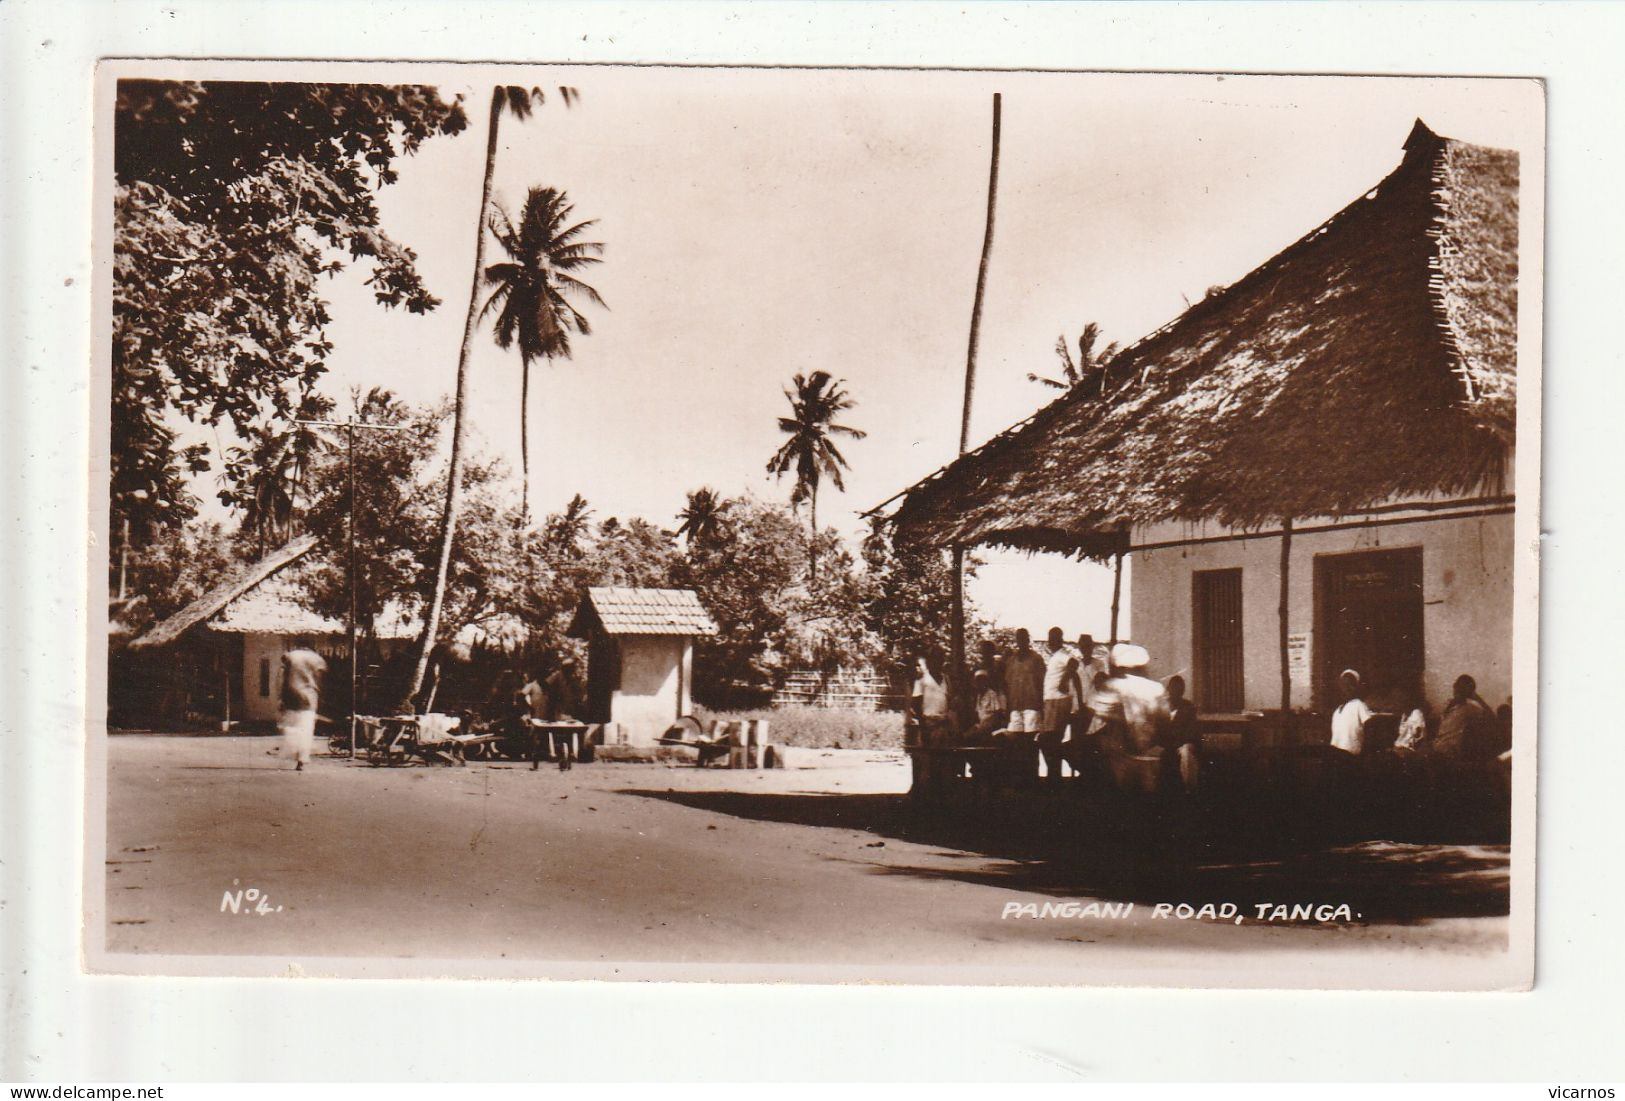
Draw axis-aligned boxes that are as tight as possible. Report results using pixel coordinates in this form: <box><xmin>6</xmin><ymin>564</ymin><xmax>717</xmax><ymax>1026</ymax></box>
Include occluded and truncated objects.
<box><xmin>592</xmin><ymin>743</ymin><xmax>664</xmax><ymax>764</ymax></box>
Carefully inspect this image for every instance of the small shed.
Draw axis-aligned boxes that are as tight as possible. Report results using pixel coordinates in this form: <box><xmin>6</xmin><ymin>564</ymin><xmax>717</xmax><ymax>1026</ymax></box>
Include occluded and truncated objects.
<box><xmin>568</xmin><ymin>587</ymin><xmax>719</xmax><ymax>745</ymax></box>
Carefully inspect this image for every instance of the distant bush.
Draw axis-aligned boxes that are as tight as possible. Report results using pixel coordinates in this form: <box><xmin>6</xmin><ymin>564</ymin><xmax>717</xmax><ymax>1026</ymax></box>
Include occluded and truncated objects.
<box><xmin>694</xmin><ymin>704</ymin><xmax>903</xmax><ymax>750</ymax></box>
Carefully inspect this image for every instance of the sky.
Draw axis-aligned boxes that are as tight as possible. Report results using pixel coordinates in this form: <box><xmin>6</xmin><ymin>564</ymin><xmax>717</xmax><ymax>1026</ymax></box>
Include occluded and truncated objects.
<box><xmin>181</xmin><ymin>67</ymin><xmax>1538</xmax><ymax>638</ymax></box>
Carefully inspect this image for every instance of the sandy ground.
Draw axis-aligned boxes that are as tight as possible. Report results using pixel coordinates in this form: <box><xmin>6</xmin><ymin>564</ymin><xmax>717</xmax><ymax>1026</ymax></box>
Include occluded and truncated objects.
<box><xmin>97</xmin><ymin>734</ymin><xmax>1512</xmax><ymax>986</ymax></box>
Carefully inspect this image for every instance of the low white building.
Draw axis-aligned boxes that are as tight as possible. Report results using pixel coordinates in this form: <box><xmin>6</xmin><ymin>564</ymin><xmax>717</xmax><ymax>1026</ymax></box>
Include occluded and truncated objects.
<box><xmin>569</xmin><ymin>587</ymin><xmax>719</xmax><ymax>745</ymax></box>
<box><xmin>1130</xmin><ymin>497</ymin><xmax>1514</xmax><ymax>716</ymax></box>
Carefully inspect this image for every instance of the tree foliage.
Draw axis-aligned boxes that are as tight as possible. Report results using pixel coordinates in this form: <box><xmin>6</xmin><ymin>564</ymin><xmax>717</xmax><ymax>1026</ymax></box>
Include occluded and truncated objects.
<box><xmin>217</xmin><ymin>389</ymin><xmax>336</xmax><ymax>556</ymax></box>
<box><xmin>298</xmin><ymin>389</ymin><xmax>517</xmax><ymax>644</ymax></box>
<box><xmin>113</xmin><ymin>520</ymin><xmax>248</xmax><ymax>640</ymax></box>
<box><xmin>862</xmin><ymin>520</ymin><xmax>985</xmax><ymax>671</ymax></box>
<box><xmin>112</xmin><ymin>81</ymin><xmax>468</xmax><ymax>531</ymax></box>
<box><xmin>674</xmin><ymin>496</ymin><xmax>808</xmax><ymax>706</ymax></box>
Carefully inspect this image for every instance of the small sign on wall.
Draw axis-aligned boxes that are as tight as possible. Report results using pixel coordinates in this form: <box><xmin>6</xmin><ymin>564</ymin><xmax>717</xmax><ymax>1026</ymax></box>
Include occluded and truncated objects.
<box><xmin>1287</xmin><ymin>632</ymin><xmax>1312</xmax><ymax>685</ymax></box>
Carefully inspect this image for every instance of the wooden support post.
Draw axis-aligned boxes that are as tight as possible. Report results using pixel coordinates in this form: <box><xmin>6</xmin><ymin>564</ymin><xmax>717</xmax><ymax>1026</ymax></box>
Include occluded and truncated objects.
<box><xmin>347</xmin><ymin>419</ymin><xmax>357</xmax><ymax>758</ymax></box>
<box><xmin>949</xmin><ymin>544</ymin><xmax>967</xmax><ymax>727</ymax></box>
<box><xmin>1278</xmin><ymin>517</ymin><xmax>1294</xmax><ymax>746</ymax></box>
<box><xmin>1109</xmin><ymin>549</ymin><xmax>1124</xmax><ymax>644</ymax></box>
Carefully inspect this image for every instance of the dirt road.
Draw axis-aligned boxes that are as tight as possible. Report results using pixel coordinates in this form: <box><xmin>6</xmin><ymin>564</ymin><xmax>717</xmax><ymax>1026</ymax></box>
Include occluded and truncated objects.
<box><xmin>97</xmin><ymin>735</ymin><xmax>1511</xmax><ymax>987</ymax></box>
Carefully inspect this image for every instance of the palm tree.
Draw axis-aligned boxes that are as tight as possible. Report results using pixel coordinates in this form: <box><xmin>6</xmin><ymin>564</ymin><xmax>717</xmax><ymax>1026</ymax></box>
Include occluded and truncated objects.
<box><xmin>676</xmin><ymin>487</ymin><xmax>731</xmax><ymax>546</ymax></box>
<box><xmin>766</xmin><ymin>371</ymin><xmax>866</xmax><ymax>580</ymax></box>
<box><xmin>482</xmin><ymin>186</ymin><xmax>606</xmax><ymax>522</ymax></box>
<box><xmin>223</xmin><ymin>390</ymin><xmax>333</xmax><ymax>554</ymax></box>
<box><xmin>1028</xmin><ymin>321</ymin><xmax>1121</xmax><ymax>396</ymax></box>
<box><xmin>410</xmin><ymin>85</ymin><xmax>575</xmax><ymax>704</ymax></box>
<box><xmin>544</xmin><ymin>492</ymin><xmax>594</xmax><ymax>556</ymax></box>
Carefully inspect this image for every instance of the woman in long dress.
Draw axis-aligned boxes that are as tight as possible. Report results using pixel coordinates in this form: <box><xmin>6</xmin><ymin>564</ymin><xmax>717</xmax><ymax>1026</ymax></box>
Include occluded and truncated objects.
<box><xmin>278</xmin><ymin>648</ymin><xmax>327</xmax><ymax>771</ymax></box>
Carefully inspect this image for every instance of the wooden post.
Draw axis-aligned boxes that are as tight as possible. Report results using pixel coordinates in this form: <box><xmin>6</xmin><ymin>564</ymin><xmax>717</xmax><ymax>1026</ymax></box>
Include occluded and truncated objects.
<box><xmin>1278</xmin><ymin>518</ymin><xmax>1294</xmax><ymax>745</ymax></box>
<box><xmin>1109</xmin><ymin>549</ymin><xmax>1124</xmax><ymax>644</ymax></box>
<box><xmin>950</xmin><ymin>544</ymin><xmax>967</xmax><ymax>718</ymax></box>
<box><xmin>118</xmin><ymin>517</ymin><xmax>130</xmax><ymax>601</ymax></box>
<box><xmin>347</xmin><ymin>419</ymin><xmax>357</xmax><ymax>758</ymax></box>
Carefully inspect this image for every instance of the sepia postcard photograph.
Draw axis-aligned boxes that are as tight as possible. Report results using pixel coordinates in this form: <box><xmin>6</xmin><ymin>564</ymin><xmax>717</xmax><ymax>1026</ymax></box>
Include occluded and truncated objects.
<box><xmin>86</xmin><ymin>60</ymin><xmax>1543</xmax><ymax>989</ymax></box>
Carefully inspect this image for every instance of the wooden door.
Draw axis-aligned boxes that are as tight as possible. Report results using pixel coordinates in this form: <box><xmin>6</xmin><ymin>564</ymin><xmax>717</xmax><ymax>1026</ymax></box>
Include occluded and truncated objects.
<box><xmin>1314</xmin><ymin>547</ymin><xmax>1424</xmax><ymax>710</ymax></box>
<box><xmin>1192</xmin><ymin>568</ymin><xmax>1246</xmax><ymax>713</ymax></box>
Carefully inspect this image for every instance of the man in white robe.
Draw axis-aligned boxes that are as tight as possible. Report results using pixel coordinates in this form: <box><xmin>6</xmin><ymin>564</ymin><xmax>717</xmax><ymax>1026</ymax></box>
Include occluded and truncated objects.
<box><xmin>278</xmin><ymin>648</ymin><xmax>327</xmax><ymax>771</ymax></box>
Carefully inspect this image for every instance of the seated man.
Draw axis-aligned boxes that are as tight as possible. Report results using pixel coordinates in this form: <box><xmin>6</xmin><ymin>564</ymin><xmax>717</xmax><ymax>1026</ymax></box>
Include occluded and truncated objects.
<box><xmin>1435</xmin><ymin>674</ymin><xmax>1494</xmax><ymax>760</ymax></box>
<box><xmin>964</xmin><ymin>669</ymin><xmax>1007</xmax><ymax>744</ymax></box>
<box><xmin>1157</xmin><ymin>674</ymin><xmax>1200</xmax><ymax>794</ymax></box>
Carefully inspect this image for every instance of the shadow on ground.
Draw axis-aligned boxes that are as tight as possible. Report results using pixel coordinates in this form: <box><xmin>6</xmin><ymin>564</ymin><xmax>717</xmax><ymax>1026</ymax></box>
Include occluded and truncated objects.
<box><xmin>618</xmin><ymin>785</ymin><xmax>1509</xmax><ymax>926</ymax></box>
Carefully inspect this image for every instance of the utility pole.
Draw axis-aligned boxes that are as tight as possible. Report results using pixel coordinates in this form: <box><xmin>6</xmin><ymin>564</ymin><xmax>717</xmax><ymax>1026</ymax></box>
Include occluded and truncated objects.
<box><xmin>297</xmin><ymin>415</ymin><xmax>410</xmax><ymax>757</ymax></box>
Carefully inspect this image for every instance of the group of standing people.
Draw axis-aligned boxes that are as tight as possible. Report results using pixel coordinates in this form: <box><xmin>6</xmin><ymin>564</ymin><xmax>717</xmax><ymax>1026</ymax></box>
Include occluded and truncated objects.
<box><xmin>907</xmin><ymin>626</ymin><xmax>1199</xmax><ymax>794</ymax></box>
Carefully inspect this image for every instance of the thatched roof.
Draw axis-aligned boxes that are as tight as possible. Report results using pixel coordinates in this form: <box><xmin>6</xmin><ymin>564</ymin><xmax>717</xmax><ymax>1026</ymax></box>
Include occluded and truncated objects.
<box><xmin>127</xmin><ymin>534</ymin><xmax>317</xmax><ymax>650</ymax></box>
<box><xmin>881</xmin><ymin>120</ymin><xmax>1518</xmax><ymax>557</ymax></box>
<box><xmin>209</xmin><ymin>569</ymin><xmax>419</xmax><ymax>640</ymax></box>
<box><xmin>569</xmin><ymin>587</ymin><xmax>719</xmax><ymax>638</ymax></box>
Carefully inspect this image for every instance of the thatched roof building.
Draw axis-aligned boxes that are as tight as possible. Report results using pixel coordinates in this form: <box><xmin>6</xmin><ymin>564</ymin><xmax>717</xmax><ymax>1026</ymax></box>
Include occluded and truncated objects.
<box><xmin>127</xmin><ymin>534</ymin><xmax>319</xmax><ymax>651</ymax></box>
<box><xmin>878</xmin><ymin>121</ymin><xmax>1518</xmax><ymax>558</ymax></box>
<box><xmin>127</xmin><ymin>534</ymin><xmax>418</xmax><ymax>650</ymax></box>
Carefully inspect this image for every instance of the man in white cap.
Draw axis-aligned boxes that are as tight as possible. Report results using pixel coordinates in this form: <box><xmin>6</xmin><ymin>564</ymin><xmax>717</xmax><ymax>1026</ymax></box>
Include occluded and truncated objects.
<box><xmin>1330</xmin><ymin>669</ymin><xmax>1372</xmax><ymax>755</ymax></box>
<box><xmin>1088</xmin><ymin>643</ymin><xmax>1174</xmax><ymax>790</ymax></box>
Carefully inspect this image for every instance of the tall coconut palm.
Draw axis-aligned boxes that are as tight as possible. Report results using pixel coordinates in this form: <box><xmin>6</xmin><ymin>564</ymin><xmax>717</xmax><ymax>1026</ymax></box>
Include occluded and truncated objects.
<box><xmin>410</xmin><ymin>85</ymin><xmax>574</xmax><ymax>703</ymax></box>
<box><xmin>954</xmin><ymin>92</ymin><xmax>1003</xmax><ymax>722</ymax></box>
<box><xmin>676</xmin><ymin>487</ymin><xmax>731</xmax><ymax>547</ymax></box>
<box><xmin>1028</xmin><ymin>321</ymin><xmax>1121</xmax><ymax>396</ymax></box>
<box><xmin>766</xmin><ymin>371</ymin><xmax>866</xmax><ymax>580</ymax></box>
<box><xmin>482</xmin><ymin>186</ymin><xmax>606</xmax><ymax>523</ymax></box>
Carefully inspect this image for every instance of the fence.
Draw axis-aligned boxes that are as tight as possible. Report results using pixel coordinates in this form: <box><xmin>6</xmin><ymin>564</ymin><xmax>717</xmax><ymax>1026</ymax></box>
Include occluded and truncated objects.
<box><xmin>770</xmin><ymin>668</ymin><xmax>903</xmax><ymax>712</ymax></box>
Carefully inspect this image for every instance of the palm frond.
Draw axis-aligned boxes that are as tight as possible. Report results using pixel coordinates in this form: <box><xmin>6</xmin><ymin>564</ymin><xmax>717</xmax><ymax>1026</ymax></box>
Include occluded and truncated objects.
<box><xmin>552</xmin><ymin>271</ymin><xmax>608</xmax><ymax>310</ymax></box>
